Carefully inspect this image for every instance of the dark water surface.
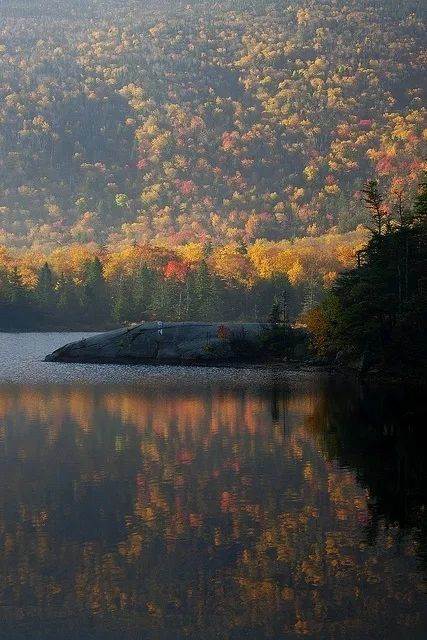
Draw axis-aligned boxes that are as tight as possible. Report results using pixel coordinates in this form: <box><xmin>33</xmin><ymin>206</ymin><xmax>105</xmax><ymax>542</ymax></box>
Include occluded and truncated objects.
<box><xmin>0</xmin><ymin>333</ymin><xmax>425</xmax><ymax>639</ymax></box>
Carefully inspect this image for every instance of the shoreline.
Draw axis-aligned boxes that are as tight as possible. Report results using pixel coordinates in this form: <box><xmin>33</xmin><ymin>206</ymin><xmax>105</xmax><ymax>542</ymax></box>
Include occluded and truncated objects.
<box><xmin>1</xmin><ymin>330</ymin><xmax>423</xmax><ymax>387</ymax></box>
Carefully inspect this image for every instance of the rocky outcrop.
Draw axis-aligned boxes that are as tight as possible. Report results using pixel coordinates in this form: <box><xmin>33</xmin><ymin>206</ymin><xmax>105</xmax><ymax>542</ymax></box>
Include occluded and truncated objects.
<box><xmin>45</xmin><ymin>322</ymin><xmax>271</xmax><ymax>365</ymax></box>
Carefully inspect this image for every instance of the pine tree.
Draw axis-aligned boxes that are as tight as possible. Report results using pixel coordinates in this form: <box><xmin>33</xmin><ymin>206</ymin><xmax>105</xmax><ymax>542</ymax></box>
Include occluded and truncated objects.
<box><xmin>113</xmin><ymin>278</ymin><xmax>134</xmax><ymax>324</ymax></box>
<box><xmin>57</xmin><ymin>274</ymin><xmax>81</xmax><ymax>326</ymax></box>
<box><xmin>269</xmin><ymin>300</ymin><xmax>281</xmax><ymax>324</ymax></box>
<box><xmin>149</xmin><ymin>274</ymin><xmax>175</xmax><ymax>320</ymax></box>
<box><xmin>362</xmin><ymin>180</ymin><xmax>388</xmax><ymax>235</ymax></box>
<box><xmin>81</xmin><ymin>257</ymin><xmax>110</xmax><ymax>326</ymax></box>
<box><xmin>35</xmin><ymin>262</ymin><xmax>56</xmax><ymax>310</ymax></box>
<box><xmin>133</xmin><ymin>264</ymin><xmax>155</xmax><ymax>320</ymax></box>
<box><xmin>190</xmin><ymin>261</ymin><xmax>219</xmax><ymax>321</ymax></box>
<box><xmin>0</xmin><ymin>267</ymin><xmax>33</xmax><ymax>330</ymax></box>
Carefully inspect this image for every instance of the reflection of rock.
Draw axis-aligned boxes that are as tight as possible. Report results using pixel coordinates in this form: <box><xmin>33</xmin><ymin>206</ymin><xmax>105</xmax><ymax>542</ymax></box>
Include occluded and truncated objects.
<box><xmin>45</xmin><ymin>321</ymin><xmax>270</xmax><ymax>364</ymax></box>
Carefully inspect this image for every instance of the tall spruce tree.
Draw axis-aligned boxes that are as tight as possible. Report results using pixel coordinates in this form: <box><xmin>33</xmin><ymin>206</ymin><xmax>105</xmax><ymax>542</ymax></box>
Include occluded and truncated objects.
<box><xmin>81</xmin><ymin>257</ymin><xmax>110</xmax><ymax>327</ymax></box>
<box><xmin>306</xmin><ymin>178</ymin><xmax>427</xmax><ymax>375</ymax></box>
<box><xmin>113</xmin><ymin>278</ymin><xmax>134</xmax><ymax>324</ymax></box>
<box><xmin>190</xmin><ymin>261</ymin><xmax>219</xmax><ymax>320</ymax></box>
<box><xmin>35</xmin><ymin>263</ymin><xmax>56</xmax><ymax>313</ymax></box>
<box><xmin>133</xmin><ymin>264</ymin><xmax>155</xmax><ymax>320</ymax></box>
<box><xmin>57</xmin><ymin>274</ymin><xmax>81</xmax><ymax>326</ymax></box>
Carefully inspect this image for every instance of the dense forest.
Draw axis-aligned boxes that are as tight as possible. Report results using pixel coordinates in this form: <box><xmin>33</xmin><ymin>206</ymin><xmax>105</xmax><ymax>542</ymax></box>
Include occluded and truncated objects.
<box><xmin>1</xmin><ymin>175</ymin><xmax>425</xmax><ymax>380</ymax></box>
<box><xmin>305</xmin><ymin>177</ymin><xmax>427</xmax><ymax>375</ymax></box>
<box><xmin>0</xmin><ymin>225</ymin><xmax>367</xmax><ymax>329</ymax></box>
<box><xmin>0</xmin><ymin>0</ymin><xmax>426</xmax><ymax>363</ymax></box>
<box><xmin>0</xmin><ymin>0</ymin><xmax>425</xmax><ymax>252</ymax></box>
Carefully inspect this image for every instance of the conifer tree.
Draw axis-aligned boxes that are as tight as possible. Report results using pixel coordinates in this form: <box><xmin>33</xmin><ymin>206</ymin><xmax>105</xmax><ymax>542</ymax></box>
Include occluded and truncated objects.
<box><xmin>190</xmin><ymin>260</ymin><xmax>219</xmax><ymax>321</ymax></box>
<box><xmin>81</xmin><ymin>257</ymin><xmax>110</xmax><ymax>326</ymax></box>
<box><xmin>113</xmin><ymin>278</ymin><xmax>134</xmax><ymax>324</ymax></box>
<box><xmin>57</xmin><ymin>274</ymin><xmax>81</xmax><ymax>326</ymax></box>
<box><xmin>133</xmin><ymin>264</ymin><xmax>155</xmax><ymax>319</ymax></box>
<box><xmin>36</xmin><ymin>262</ymin><xmax>56</xmax><ymax>311</ymax></box>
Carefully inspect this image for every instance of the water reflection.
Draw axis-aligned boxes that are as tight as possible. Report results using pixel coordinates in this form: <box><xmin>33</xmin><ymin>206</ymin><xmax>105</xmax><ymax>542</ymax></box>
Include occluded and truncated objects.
<box><xmin>0</xmin><ymin>381</ymin><xmax>425</xmax><ymax>639</ymax></box>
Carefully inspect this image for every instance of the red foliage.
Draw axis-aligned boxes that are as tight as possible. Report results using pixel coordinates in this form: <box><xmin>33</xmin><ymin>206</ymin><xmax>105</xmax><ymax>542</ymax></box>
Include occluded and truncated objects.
<box><xmin>221</xmin><ymin>131</ymin><xmax>238</xmax><ymax>151</ymax></box>
<box><xmin>180</xmin><ymin>180</ymin><xmax>196</xmax><ymax>195</ymax></box>
<box><xmin>163</xmin><ymin>259</ymin><xmax>189</xmax><ymax>282</ymax></box>
<box><xmin>376</xmin><ymin>157</ymin><xmax>394</xmax><ymax>175</ymax></box>
<box><xmin>176</xmin><ymin>449</ymin><xmax>194</xmax><ymax>464</ymax></box>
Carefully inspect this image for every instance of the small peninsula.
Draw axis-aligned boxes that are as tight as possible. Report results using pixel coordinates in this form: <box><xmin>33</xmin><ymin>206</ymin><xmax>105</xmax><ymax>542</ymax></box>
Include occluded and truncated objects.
<box><xmin>45</xmin><ymin>322</ymin><xmax>306</xmax><ymax>366</ymax></box>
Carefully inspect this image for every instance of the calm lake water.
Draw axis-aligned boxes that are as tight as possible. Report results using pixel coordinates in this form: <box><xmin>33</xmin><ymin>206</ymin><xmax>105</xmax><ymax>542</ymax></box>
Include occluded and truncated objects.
<box><xmin>0</xmin><ymin>333</ymin><xmax>425</xmax><ymax>639</ymax></box>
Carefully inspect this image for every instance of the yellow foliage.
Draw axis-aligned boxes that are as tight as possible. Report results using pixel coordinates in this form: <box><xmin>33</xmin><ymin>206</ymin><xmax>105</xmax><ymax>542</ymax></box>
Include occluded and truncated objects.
<box><xmin>175</xmin><ymin>242</ymin><xmax>205</xmax><ymax>263</ymax></box>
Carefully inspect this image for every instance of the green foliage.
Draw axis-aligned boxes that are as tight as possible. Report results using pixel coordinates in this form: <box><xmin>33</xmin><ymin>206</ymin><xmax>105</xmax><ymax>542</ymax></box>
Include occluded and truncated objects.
<box><xmin>268</xmin><ymin>301</ymin><xmax>282</xmax><ymax>324</ymax></box>
<box><xmin>81</xmin><ymin>257</ymin><xmax>109</xmax><ymax>325</ymax></box>
<box><xmin>306</xmin><ymin>179</ymin><xmax>427</xmax><ymax>374</ymax></box>
<box><xmin>36</xmin><ymin>263</ymin><xmax>56</xmax><ymax>310</ymax></box>
<box><xmin>0</xmin><ymin>266</ymin><xmax>38</xmax><ymax>329</ymax></box>
<box><xmin>112</xmin><ymin>278</ymin><xmax>134</xmax><ymax>324</ymax></box>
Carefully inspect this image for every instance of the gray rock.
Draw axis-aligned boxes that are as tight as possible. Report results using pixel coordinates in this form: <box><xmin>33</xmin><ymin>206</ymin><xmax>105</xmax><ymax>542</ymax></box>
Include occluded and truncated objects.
<box><xmin>45</xmin><ymin>321</ymin><xmax>269</xmax><ymax>365</ymax></box>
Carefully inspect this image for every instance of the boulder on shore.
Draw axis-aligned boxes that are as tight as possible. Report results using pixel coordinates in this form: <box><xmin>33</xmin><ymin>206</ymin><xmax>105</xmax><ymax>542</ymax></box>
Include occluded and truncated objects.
<box><xmin>45</xmin><ymin>321</ymin><xmax>273</xmax><ymax>365</ymax></box>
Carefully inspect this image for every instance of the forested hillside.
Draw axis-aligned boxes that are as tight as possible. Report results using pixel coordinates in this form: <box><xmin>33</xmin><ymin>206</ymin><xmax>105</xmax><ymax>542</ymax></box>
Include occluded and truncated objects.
<box><xmin>0</xmin><ymin>0</ymin><xmax>425</xmax><ymax>251</ymax></box>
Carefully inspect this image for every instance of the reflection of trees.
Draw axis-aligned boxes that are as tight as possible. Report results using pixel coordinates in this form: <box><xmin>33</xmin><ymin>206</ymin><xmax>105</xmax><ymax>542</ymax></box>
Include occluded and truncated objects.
<box><xmin>305</xmin><ymin>382</ymin><xmax>427</xmax><ymax>563</ymax></box>
<box><xmin>0</xmin><ymin>383</ymin><xmax>425</xmax><ymax>639</ymax></box>
<box><xmin>0</xmin><ymin>388</ymin><xmax>140</xmax><ymax>547</ymax></box>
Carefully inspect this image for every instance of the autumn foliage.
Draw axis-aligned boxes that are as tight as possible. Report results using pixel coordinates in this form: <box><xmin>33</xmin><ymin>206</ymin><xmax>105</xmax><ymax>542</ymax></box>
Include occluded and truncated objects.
<box><xmin>0</xmin><ymin>0</ymin><xmax>425</xmax><ymax>251</ymax></box>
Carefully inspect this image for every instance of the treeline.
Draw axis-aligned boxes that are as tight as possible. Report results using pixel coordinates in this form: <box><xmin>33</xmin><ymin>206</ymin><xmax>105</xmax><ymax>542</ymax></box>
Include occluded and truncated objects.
<box><xmin>0</xmin><ymin>255</ymin><xmax>298</xmax><ymax>330</ymax></box>
<box><xmin>0</xmin><ymin>227</ymin><xmax>365</xmax><ymax>330</ymax></box>
<box><xmin>305</xmin><ymin>177</ymin><xmax>427</xmax><ymax>376</ymax></box>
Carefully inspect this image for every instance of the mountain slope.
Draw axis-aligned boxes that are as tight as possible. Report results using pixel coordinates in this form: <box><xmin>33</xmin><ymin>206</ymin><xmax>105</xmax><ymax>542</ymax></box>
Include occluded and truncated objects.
<box><xmin>0</xmin><ymin>0</ymin><xmax>425</xmax><ymax>250</ymax></box>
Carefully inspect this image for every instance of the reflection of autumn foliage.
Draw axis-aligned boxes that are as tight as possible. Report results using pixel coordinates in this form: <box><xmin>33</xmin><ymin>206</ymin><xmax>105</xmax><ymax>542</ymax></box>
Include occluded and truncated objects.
<box><xmin>0</xmin><ymin>382</ymin><xmax>425</xmax><ymax>637</ymax></box>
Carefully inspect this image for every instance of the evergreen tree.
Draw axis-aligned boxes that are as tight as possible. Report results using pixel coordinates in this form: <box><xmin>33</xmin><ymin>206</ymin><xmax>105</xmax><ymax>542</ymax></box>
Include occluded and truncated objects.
<box><xmin>81</xmin><ymin>257</ymin><xmax>110</xmax><ymax>326</ymax></box>
<box><xmin>149</xmin><ymin>273</ymin><xmax>175</xmax><ymax>320</ymax></box>
<box><xmin>0</xmin><ymin>267</ymin><xmax>35</xmax><ymax>330</ymax></box>
<box><xmin>133</xmin><ymin>264</ymin><xmax>155</xmax><ymax>320</ymax></box>
<box><xmin>189</xmin><ymin>261</ymin><xmax>219</xmax><ymax>321</ymax></box>
<box><xmin>57</xmin><ymin>274</ymin><xmax>81</xmax><ymax>326</ymax></box>
<box><xmin>306</xmin><ymin>179</ymin><xmax>427</xmax><ymax>375</ymax></box>
<box><xmin>269</xmin><ymin>300</ymin><xmax>281</xmax><ymax>324</ymax></box>
<box><xmin>35</xmin><ymin>262</ymin><xmax>56</xmax><ymax>312</ymax></box>
<box><xmin>6</xmin><ymin>267</ymin><xmax>26</xmax><ymax>305</ymax></box>
<box><xmin>113</xmin><ymin>278</ymin><xmax>135</xmax><ymax>324</ymax></box>
<box><xmin>362</xmin><ymin>180</ymin><xmax>388</xmax><ymax>235</ymax></box>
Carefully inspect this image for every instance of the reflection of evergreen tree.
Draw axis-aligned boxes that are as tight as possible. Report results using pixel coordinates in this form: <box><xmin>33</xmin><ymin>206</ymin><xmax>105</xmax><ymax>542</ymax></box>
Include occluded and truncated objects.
<box><xmin>0</xmin><ymin>383</ymin><xmax>425</xmax><ymax>636</ymax></box>
<box><xmin>309</xmin><ymin>383</ymin><xmax>427</xmax><ymax>565</ymax></box>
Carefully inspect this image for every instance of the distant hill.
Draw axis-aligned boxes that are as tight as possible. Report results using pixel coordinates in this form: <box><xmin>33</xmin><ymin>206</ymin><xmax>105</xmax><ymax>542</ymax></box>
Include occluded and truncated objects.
<box><xmin>0</xmin><ymin>0</ymin><xmax>425</xmax><ymax>250</ymax></box>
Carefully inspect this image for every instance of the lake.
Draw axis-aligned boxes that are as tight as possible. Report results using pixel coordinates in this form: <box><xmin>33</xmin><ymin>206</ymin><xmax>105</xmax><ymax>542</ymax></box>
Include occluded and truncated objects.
<box><xmin>0</xmin><ymin>333</ymin><xmax>425</xmax><ymax>639</ymax></box>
